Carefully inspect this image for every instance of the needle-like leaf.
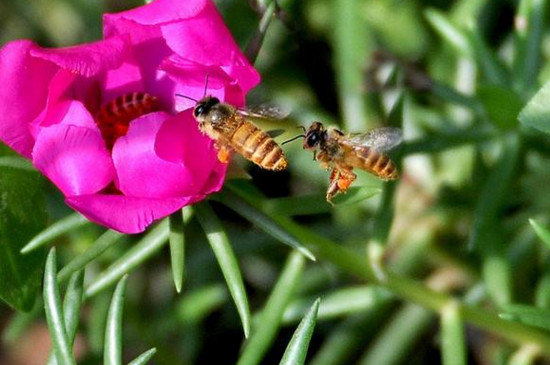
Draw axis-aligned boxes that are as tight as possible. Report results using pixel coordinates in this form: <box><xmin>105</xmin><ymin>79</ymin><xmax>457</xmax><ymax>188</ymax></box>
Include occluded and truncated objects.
<box><xmin>237</xmin><ymin>251</ymin><xmax>305</xmax><ymax>365</ymax></box>
<box><xmin>169</xmin><ymin>209</ymin><xmax>186</xmax><ymax>293</ymax></box>
<box><xmin>127</xmin><ymin>348</ymin><xmax>157</xmax><ymax>365</ymax></box>
<box><xmin>279</xmin><ymin>298</ymin><xmax>320</xmax><ymax>365</ymax></box>
<box><xmin>104</xmin><ymin>276</ymin><xmax>129</xmax><ymax>365</ymax></box>
<box><xmin>85</xmin><ymin>221</ymin><xmax>169</xmax><ymax>298</ymax></box>
<box><xmin>195</xmin><ymin>202</ymin><xmax>251</xmax><ymax>338</ymax></box>
<box><xmin>22</xmin><ymin>213</ymin><xmax>90</xmax><ymax>254</ymax></box>
<box><xmin>43</xmin><ymin>248</ymin><xmax>76</xmax><ymax>365</ymax></box>
<box><xmin>57</xmin><ymin>230</ymin><xmax>123</xmax><ymax>283</ymax></box>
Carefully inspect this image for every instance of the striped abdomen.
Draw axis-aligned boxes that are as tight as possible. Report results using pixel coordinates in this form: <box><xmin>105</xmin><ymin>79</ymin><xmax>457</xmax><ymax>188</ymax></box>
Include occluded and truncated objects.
<box><xmin>229</xmin><ymin>121</ymin><xmax>287</xmax><ymax>170</ymax></box>
<box><xmin>355</xmin><ymin>147</ymin><xmax>398</xmax><ymax>180</ymax></box>
<box><xmin>96</xmin><ymin>93</ymin><xmax>160</xmax><ymax>149</ymax></box>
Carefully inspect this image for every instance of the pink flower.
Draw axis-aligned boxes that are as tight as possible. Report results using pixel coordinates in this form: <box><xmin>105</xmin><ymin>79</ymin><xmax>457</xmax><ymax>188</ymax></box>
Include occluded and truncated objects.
<box><xmin>0</xmin><ymin>0</ymin><xmax>260</xmax><ymax>233</ymax></box>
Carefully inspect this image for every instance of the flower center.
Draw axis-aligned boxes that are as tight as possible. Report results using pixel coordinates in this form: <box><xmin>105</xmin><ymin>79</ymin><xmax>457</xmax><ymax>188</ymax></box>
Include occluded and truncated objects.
<box><xmin>95</xmin><ymin>92</ymin><xmax>160</xmax><ymax>149</ymax></box>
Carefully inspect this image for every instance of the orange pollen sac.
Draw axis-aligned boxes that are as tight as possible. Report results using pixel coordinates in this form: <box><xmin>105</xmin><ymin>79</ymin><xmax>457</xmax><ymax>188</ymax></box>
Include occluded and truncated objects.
<box><xmin>95</xmin><ymin>92</ymin><xmax>161</xmax><ymax>149</ymax></box>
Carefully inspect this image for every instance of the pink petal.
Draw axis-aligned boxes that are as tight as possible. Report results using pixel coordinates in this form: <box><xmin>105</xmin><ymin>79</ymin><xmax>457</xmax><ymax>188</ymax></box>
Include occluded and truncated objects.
<box><xmin>201</xmin><ymin>159</ymin><xmax>228</xmax><ymax>194</ymax></box>
<box><xmin>103</xmin><ymin>0</ymin><xmax>206</xmax><ymax>26</ymax></box>
<box><xmin>32</xmin><ymin>124</ymin><xmax>114</xmax><ymax>196</ymax></box>
<box><xmin>104</xmin><ymin>1</ymin><xmax>259</xmax><ymax>102</ymax></box>
<box><xmin>36</xmin><ymin>99</ymin><xmax>98</xmax><ymax>130</ymax></box>
<box><xmin>66</xmin><ymin>194</ymin><xmax>200</xmax><ymax>234</ymax></box>
<box><xmin>30</xmin><ymin>69</ymin><xmax>76</xmax><ymax>132</ymax></box>
<box><xmin>29</xmin><ymin>35</ymin><xmax>131</xmax><ymax>77</ymax></box>
<box><xmin>101</xmin><ymin>57</ymin><xmax>145</xmax><ymax>103</ymax></box>
<box><xmin>160</xmin><ymin>59</ymin><xmax>233</xmax><ymax>111</ymax></box>
<box><xmin>160</xmin><ymin>2</ymin><xmax>260</xmax><ymax>91</ymax></box>
<box><xmin>153</xmin><ymin>110</ymin><xmax>219</xmax><ymax>171</ymax></box>
<box><xmin>0</xmin><ymin>40</ymin><xmax>58</xmax><ymax>157</ymax></box>
<box><xmin>113</xmin><ymin>111</ymin><xmax>221</xmax><ymax>198</ymax></box>
<box><xmin>103</xmin><ymin>18</ymin><xmax>174</xmax><ymax>103</ymax></box>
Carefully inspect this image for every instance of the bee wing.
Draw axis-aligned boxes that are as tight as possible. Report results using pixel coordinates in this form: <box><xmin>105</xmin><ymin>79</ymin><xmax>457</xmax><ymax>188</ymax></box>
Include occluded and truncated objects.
<box><xmin>266</xmin><ymin>129</ymin><xmax>285</xmax><ymax>138</ymax></box>
<box><xmin>347</xmin><ymin>127</ymin><xmax>403</xmax><ymax>152</ymax></box>
<box><xmin>238</xmin><ymin>103</ymin><xmax>290</xmax><ymax>120</ymax></box>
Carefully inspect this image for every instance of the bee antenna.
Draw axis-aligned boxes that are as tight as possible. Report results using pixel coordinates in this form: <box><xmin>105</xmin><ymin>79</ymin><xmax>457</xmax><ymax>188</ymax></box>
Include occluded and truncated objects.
<box><xmin>298</xmin><ymin>126</ymin><xmax>306</xmax><ymax>133</ymax></box>
<box><xmin>175</xmin><ymin>94</ymin><xmax>198</xmax><ymax>103</ymax></box>
<box><xmin>281</xmin><ymin>134</ymin><xmax>305</xmax><ymax>145</ymax></box>
<box><xmin>203</xmin><ymin>74</ymin><xmax>210</xmax><ymax>98</ymax></box>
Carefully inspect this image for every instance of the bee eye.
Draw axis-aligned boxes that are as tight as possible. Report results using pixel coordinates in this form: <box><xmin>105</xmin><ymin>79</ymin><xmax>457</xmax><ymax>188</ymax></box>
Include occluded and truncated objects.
<box><xmin>194</xmin><ymin>105</ymin><xmax>204</xmax><ymax>117</ymax></box>
<box><xmin>306</xmin><ymin>133</ymin><xmax>319</xmax><ymax>147</ymax></box>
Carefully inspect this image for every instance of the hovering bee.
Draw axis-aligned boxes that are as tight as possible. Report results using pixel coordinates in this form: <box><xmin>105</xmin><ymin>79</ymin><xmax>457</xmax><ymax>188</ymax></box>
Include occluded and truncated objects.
<box><xmin>184</xmin><ymin>95</ymin><xmax>288</xmax><ymax>171</ymax></box>
<box><xmin>284</xmin><ymin>122</ymin><xmax>402</xmax><ymax>202</ymax></box>
<box><xmin>96</xmin><ymin>92</ymin><xmax>160</xmax><ymax>149</ymax></box>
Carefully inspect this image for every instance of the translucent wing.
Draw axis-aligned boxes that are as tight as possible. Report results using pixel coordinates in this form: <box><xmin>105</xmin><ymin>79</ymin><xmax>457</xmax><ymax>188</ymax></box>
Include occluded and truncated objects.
<box><xmin>238</xmin><ymin>103</ymin><xmax>290</xmax><ymax>120</ymax></box>
<box><xmin>266</xmin><ymin>129</ymin><xmax>285</xmax><ymax>138</ymax></box>
<box><xmin>348</xmin><ymin>127</ymin><xmax>403</xmax><ymax>152</ymax></box>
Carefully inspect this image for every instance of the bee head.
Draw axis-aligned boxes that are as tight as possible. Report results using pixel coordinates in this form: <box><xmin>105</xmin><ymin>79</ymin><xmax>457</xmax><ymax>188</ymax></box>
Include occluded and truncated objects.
<box><xmin>303</xmin><ymin>121</ymin><xmax>325</xmax><ymax>150</ymax></box>
<box><xmin>193</xmin><ymin>96</ymin><xmax>220</xmax><ymax>122</ymax></box>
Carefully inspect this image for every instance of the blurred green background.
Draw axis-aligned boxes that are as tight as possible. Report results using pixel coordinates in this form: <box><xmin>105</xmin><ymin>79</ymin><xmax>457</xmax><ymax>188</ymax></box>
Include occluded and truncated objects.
<box><xmin>2</xmin><ymin>0</ymin><xmax>550</xmax><ymax>364</ymax></box>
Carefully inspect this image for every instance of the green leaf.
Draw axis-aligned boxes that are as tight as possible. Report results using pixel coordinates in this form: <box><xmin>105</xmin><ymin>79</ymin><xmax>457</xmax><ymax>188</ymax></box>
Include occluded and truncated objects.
<box><xmin>85</xmin><ymin>220</ymin><xmax>169</xmax><ymax>297</ymax></box>
<box><xmin>519</xmin><ymin>79</ymin><xmax>550</xmax><ymax>134</ymax></box>
<box><xmin>0</xmin><ymin>156</ymin><xmax>35</xmax><ymax>171</ymax></box>
<box><xmin>88</xmin><ymin>293</ymin><xmax>111</xmax><ymax>354</ymax></box>
<box><xmin>358</xmin><ymin>304</ymin><xmax>433</xmax><ymax>365</ymax></box>
<box><xmin>477</xmin><ymin>85</ymin><xmax>524</xmax><ymax>129</ymax></box>
<box><xmin>430</xmin><ymin>81</ymin><xmax>484</xmax><ymax>112</ymax></box>
<box><xmin>469</xmin><ymin>135</ymin><xmax>520</xmax><ymax>251</ymax></box>
<box><xmin>508</xmin><ymin>346</ymin><xmax>540</xmax><ymax>365</ymax></box>
<box><xmin>535</xmin><ymin>272</ymin><xmax>550</xmax><ymax>307</ymax></box>
<box><xmin>43</xmin><ymin>248</ymin><xmax>76</xmax><ymax>365</ymax></box>
<box><xmin>464</xmin><ymin>23</ymin><xmax>509</xmax><ymax>85</ymax></box>
<box><xmin>21</xmin><ymin>213</ymin><xmax>90</xmax><ymax>254</ymax></box>
<box><xmin>279</xmin><ymin>298</ymin><xmax>320</xmax><ymax>365</ymax></box>
<box><xmin>425</xmin><ymin>9</ymin><xmax>509</xmax><ymax>85</ymax></box>
<box><xmin>104</xmin><ymin>276</ymin><xmax>128</xmax><ymax>365</ymax></box>
<box><xmin>499</xmin><ymin>304</ymin><xmax>550</xmax><ymax>331</ymax></box>
<box><xmin>244</xmin><ymin>0</ymin><xmax>278</xmax><ymax>64</ymax></box>
<box><xmin>402</xmin><ymin>126</ymin><xmax>496</xmax><ymax>156</ymax></box>
<box><xmin>264</xmin><ymin>187</ymin><xmax>381</xmax><ymax>216</ymax></box>
<box><xmin>424</xmin><ymin>9</ymin><xmax>472</xmax><ymax>57</ymax></box>
<box><xmin>195</xmin><ymin>202</ymin><xmax>251</xmax><ymax>338</ymax></box>
<box><xmin>237</xmin><ymin>251</ymin><xmax>305</xmax><ymax>365</ymax></box>
<box><xmin>469</xmin><ymin>136</ymin><xmax>520</xmax><ymax>305</ymax></box>
<box><xmin>309</xmin><ymin>308</ymin><xmax>392</xmax><ymax>365</ymax></box>
<box><xmin>169</xmin><ymin>209</ymin><xmax>186</xmax><ymax>293</ymax></box>
<box><xmin>227</xmin><ymin>180</ymin><xmax>369</xmax><ymax>280</ymax></box>
<box><xmin>441</xmin><ymin>302</ymin><xmax>466</xmax><ymax>365</ymax></box>
<box><xmin>513</xmin><ymin>0</ymin><xmax>548</xmax><ymax>93</ymax></box>
<box><xmin>127</xmin><ymin>348</ymin><xmax>157</xmax><ymax>365</ymax></box>
<box><xmin>282</xmin><ymin>286</ymin><xmax>392</xmax><ymax>323</ymax></box>
<box><xmin>529</xmin><ymin>219</ymin><xmax>550</xmax><ymax>252</ymax></box>
<box><xmin>2</xmin><ymin>303</ymin><xmax>42</xmax><ymax>344</ymax></box>
<box><xmin>176</xmin><ymin>285</ymin><xmax>227</xmax><ymax>324</ymax></box>
<box><xmin>216</xmin><ymin>189</ymin><xmax>316</xmax><ymax>261</ymax></box>
<box><xmin>57</xmin><ymin>230</ymin><xmax>124</xmax><ymax>283</ymax></box>
<box><xmin>0</xmin><ymin>164</ymin><xmax>47</xmax><ymax>311</ymax></box>
<box><xmin>47</xmin><ymin>270</ymin><xmax>85</xmax><ymax>365</ymax></box>
<box><xmin>333</xmin><ymin>0</ymin><xmax>370</xmax><ymax>131</ymax></box>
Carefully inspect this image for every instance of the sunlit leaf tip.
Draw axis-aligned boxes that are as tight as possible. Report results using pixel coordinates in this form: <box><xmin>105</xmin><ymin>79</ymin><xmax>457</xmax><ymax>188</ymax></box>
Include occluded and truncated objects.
<box><xmin>279</xmin><ymin>298</ymin><xmax>320</xmax><ymax>365</ymax></box>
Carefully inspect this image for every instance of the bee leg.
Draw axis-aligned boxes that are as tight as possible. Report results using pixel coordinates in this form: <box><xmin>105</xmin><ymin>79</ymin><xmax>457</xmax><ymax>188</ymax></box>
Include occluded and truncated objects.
<box><xmin>326</xmin><ymin>169</ymin><xmax>341</xmax><ymax>203</ymax></box>
<box><xmin>216</xmin><ymin>144</ymin><xmax>232</xmax><ymax>164</ymax></box>
<box><xmin>336</xmin><ymin>170</ymin><xmax>356</xmax><ymax>193</ymax></box>
<box><xmin>329</xmin><ymin>168</ymin><xmax>338</xmax><ymax>185</ymax></box>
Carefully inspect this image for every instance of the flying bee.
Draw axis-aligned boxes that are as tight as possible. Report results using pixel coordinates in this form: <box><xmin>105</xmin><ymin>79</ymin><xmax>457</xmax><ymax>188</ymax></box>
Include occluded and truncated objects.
<box><xmin>96</xmin><ymin>92</ymin><xmax>160</xmax><ymax>149</ymax></box>
<box><xmin>181</xmin><ymin>94</ymin><xmax>288</xmax><ymax>171</ymax></box>
<box><xmin>284</xmin><ymin>122</ymin><xmax>402</xmax><ymax>202</ymax></box>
